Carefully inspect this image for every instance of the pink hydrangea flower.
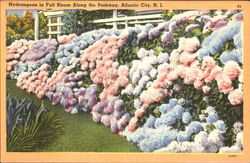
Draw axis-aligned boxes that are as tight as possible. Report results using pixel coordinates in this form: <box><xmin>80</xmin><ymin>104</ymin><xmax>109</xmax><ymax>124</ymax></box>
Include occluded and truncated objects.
<box><xmin>223</xmin><ymin>61</ymin><xmax>241</xmax><ymax>80</ymax></box>
<box><xmin>202</xmin><ymin>85</ymin><xmax>211</xmax><ymax>94</ymax></box>
<box><xmin>216</xmin><ymin>73</ymin><xmax>234</xmax><ymax>94</ymax></box>
<box><xmin>228</xmin><ymin>88</ymin><xmax>243</xmax><ymax>105</ymax></box>
<box><xmin>178</xmin><ymin>37</ymin><xmax>200</xmax><ymax>52</ymax></box>
<box><xmin>134</xmin><ymin>108</ymin><xmax>145</xmax><ymax>118</ymax></box>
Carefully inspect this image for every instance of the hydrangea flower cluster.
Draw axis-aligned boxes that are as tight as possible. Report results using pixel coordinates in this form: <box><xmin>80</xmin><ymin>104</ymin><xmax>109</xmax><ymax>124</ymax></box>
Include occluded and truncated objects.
<box><xmin>46</xmin><ymin>70</ymin><xmax>97</xmax><ymax>113</ymax></box>
<box><xmin>80</xmin><ymin>32</ymin><xmax>129</xmax><ymax>101</ymax></box>
<box><xmin>197</xmin><ymin>21</ymin><xmax>243</xmax><ymax>64</ymax></box>
<box><xmin>137</xmin><ymin>37</ymin><xmax>242</xmax><ymax>108</ymax></box>
<box><xmin>91</xmin><ymin>97</ymin><xmax>131</xmax><ymax>133</ymax></box>
<box><xmin>121</xmin><ymin>48</ymin><xmax>169</xmax><ymax>108</ymax></box>
<box><xmin>16</xmin><ymin>64</ymin><xmax>50</xmax><ymax>99</ymax></box>
<box><xmin>7</xmin><ymin>39</ymin><xmax>34</xmax><ymax>75</ymax></box>
<box><xmin>136</xmin><ymin>10</ymin><xmax>239</xmax><ymax>46</ymax></box>
<box><xmin>136</xmin><ymin>10</ymin><xmax>207</xmax><ymax>43</ymax></box>
<box><xmin>9</xmin><ymin>39</ymin><xmax>57</xmax><ymax>79</ymax></box>
<box><xmin>55</xmin><ymin>29</ymin><xmax>121</xmax><ymax>67</ymax></box>
<box><xmin>21</xmin><ymin>39</ymin><xmax>58</xmax><ymax>63</ymax></box>
<box><xmin>58</xmin><ymin>34</ymin><xmax>77</xmax><ymax>44</ymax></box>
<box><xmin>125</xmin><ymin>99</ymin><xmax>231</xmax><ymax>152</ymax></box>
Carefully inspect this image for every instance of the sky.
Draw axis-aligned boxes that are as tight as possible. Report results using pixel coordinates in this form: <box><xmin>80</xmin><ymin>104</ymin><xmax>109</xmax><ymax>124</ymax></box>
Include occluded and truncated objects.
<box><xmin>7</xmin><ymin>10</ymin><xmax>34</xmax><ymax>17</ymax></box>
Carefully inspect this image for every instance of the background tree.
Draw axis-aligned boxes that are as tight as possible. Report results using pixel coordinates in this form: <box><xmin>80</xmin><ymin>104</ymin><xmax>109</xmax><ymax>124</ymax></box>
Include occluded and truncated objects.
<box><xmin>6</xmin><ymin>26</ymin><xmax>21</xmax><ymax>45</ymax></box>
<box><xmin>6</xmin><ymin>10</ymin><xmax>49</xmax><ymax>45</ymax></box>
<box><xmin>6</xmin><ymin>14</ymin><xmax>22</xmax><ymax>33</ymax></box>
<box><xmin>39</xmin><ymin>12</ymin><xmax>49</xmax><ymax>39</ymax></box>
<box><xmin>21</xmin><ymin>11</ymin><xmax>34</xmax><ymax>32</ymax></box>
<box><xmin>63</xmin><ymin>10</ymin><xmax>136</xmax><ymax>35</ymax></box>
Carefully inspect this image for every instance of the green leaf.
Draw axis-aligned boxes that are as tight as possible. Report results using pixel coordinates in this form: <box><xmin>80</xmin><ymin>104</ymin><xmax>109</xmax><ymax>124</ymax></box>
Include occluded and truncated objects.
<box><xmin>219</xmin><ymin>94</ymin><xmax>223</xmax><ymax>100</ymax></box>
<box><xmin>193</xmin><ymin>94</ymin><xmax>200</xmax><ymax>100</ymax></box>
<box><xmin>192</xmin><ymin>28</ymin><xmax>202</xmax><ymax>36</ymax></box>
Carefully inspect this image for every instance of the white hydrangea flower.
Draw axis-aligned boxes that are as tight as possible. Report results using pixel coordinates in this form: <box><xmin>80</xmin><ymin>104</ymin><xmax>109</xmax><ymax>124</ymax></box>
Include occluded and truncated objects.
<box><xmin>139</xmin><ymin>63</ymin><xmax>153</xmax><ymax>76</ymax></box>
<box><xmin>134</xmin><ymin>98</ymin><xmax>142</xmax><ymax>109</ymax></box>
<box><xmin>190</xmin><ymin>142</ymin><xmax>205</xmax><ymax>152</ymax></box>
<box><xmin>78</xmin><ymin>81</ymin><xmax>83</xmax><ymax>87</ymax></box>
<box><xmin>132</xmin><ymin>71</ymin><xmax>141</xmax><ymax>84</ymax></box>
<box><xmin>148</xmin><ymin>49</ymin><xmax>155</xmax><ymax>56</ymax></box>
<box><xmin>133</xmin><ymin>85</ymin><xmax>143</xmax><ymax>96</ymax></box>
<box><xmin>121</xmin><ymin>84</ymin><xmax>134</xmax><ymax>95</ymax></box>
<box><xmin>150</xmin><ymin>68</ymin><xmax>157</xmax><ymax>79</ymax></box>
<box><xmin>143</xmin><ymin>55</ymin><xmax>157</xmax><ymax>65</ymax></box>
<box><xmin>138</xmin><ymin>76</ymin><xmax>150</xmax><ymax>87</ymax></box>
<box><xmin>137</xmin><ymin>48</ymin><xmax>147</xmax><ymax>59</ymax></box>
<box><xmin>206</xmin><ymin>144</ymin><xmax>219</xmax><ymax>153</ymax></box>
<box><xmin>180</xmin><ymin>141</ymin><xmax>193</xmax><ymax>152</ymax></box>
<box><xmin>219</xmin><ymin>146</ymin><xmax>241</xmax><ymax>153</ymax></box>
<box><xmin>155</xmin><ymin>141</ymin><xmax>181</xmax><ymax>153</ymax></box>
<box><xmin>194</xmin><ymin>131</ymin><xmax>209</xmax><ymax>146</ymax></box>
<box><xmin>157</xmin><ymin>52</ymin><xmax>169</xmax><ymax>64</ymax></box>
<box><xmin>236</xmin><ymin>132</ymin><xmax>243</xmax><ymax>148</ymax></box>
<box><xmin>207</xmin><ymin>129</ymin><xmax>224</xmax><ymax>147</ymax></box>
<box><xmin>233</xmin><ymin>122</ymin><xmax>243</xmax><ymax>134</ymax></box>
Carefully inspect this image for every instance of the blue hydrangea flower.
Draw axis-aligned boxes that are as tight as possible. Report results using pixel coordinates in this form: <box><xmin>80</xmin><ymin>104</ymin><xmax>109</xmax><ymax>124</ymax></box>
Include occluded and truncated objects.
<box><xmin>206</xmin><ymin>113</ymin><xmax>219</xmax><ymax>124</ymax></box>
<box><xmin>143</xmin><ymin>115</ymin><xmax>156</xmax><ymax>128</ymax></box>
<box><xmin>139</xmin><ymin>129</ymin><xmax>176</xmax><ymax>152</ymax></box>
<box><xmin>220</xmin><ymin>48</ymin><xmax>242</xmax><ymax>64</ymax></box>
<box><xmin>234</xmin><ymin>32</ymin><xmax>242</xmax><ymax>48</ymax></box>
<box><xmin>159</xmin><ymin>104</ymin><xmax>173</xmax><ymax>113</ymax></box>
<box><xmin>182</xmin><ymin>112</ymin><xmax>192</xmax><ymax>124</ymax></box>
<box><xmin>187</xmin><ymin>121</ymin><xmax>203</xmax><ymax>134</ymax></box>
<box><xmin>199</xmin><ymin>21</ymin><xmax>242</xmax><ymax>60</ymax></box>
<box><xmin>171</xmin><ymin>105</ymin><xmax>185</xmax><ymax>119</ymax></box>
<box><xmin>169</xmin><ymin>98</ymin><xmax>178</xmax><ymax>106</ymax></box>
<box><xmin>214</xmin><ymin>120</ymin><xmax>226</xmax><ymax>132</ymax></box>
<box><xmin>177</xmin><ymin>131</ymin><xmax>190</xmax><ymax>142</ymax></box>
<box><xmin>197</xmin><ymin>48</ymin><xmax>210</xmax><ymax>60</ymax></box>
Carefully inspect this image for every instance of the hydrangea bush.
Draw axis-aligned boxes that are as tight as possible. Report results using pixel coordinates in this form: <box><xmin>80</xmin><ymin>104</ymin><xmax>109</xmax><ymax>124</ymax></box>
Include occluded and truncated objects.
<box><xmin>7</xmin><ymin>10</ymin><xmax>243</xmax><ymax>153</ymax></box>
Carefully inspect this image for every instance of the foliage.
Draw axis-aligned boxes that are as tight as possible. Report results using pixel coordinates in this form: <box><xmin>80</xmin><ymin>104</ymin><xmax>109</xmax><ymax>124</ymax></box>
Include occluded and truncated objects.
<box><xmin>6</xmin><ymin>10</ymin><xmax>49</xmax><ymax>45</ymax></box>
<box><xmin>7</xmin><ymin>95</ymin><xmax>63</xmax><ymax>152</ymax></box>
<box><xmin>63</xmin><ymin>10</ymin><xmax>136</xmax><ymax>35</ymax></box>
<box><xmin>6</xmin><ymin>27</ymin><xmax>21</xmax><ymax>45</ymax></box>
<box><xmin>21</xmin><ymin>10</ymin><xmax>34</xmax><ymax>31</ymax></box>
<box><xmin>39</xmin><ymin>12</ymin><xmax>49</xmax><ymax>39</ymax></box>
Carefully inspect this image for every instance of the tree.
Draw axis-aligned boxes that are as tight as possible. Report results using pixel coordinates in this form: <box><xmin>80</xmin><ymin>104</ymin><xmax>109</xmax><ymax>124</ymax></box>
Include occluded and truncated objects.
<box><xmin>6</xmin><ymin>10</ymin><xmax>49</xmax><ymax>45</ymax></box>
<box><xmin>21</xmin><ymin>11</ymin><xmax>34</xmax><ymax>32</ymax></box>
<box><xmin>63</xmin><ymin>10</ymin><xmax>136</xmax><ymax>35</ymax></box>
<box><xmin>6</xmin><ymin>26</ymin><xmax>21</xmax><ymax>45</ymax></box>
<box><xmin>39</xmin><ymin>12</ymin><xmax>49</xmax><ymax>39</ymax></box>
<box><xmin>6</xmin><ymin>14</ymin><xmax>23</xmax><ymax>34</ymax></box>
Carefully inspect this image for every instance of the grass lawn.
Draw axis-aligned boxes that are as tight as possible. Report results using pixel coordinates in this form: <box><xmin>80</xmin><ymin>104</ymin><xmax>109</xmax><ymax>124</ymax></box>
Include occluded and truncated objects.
<box><xmin>7</xmin><ymin>80</ymin><xmax>140</xmax><ymax>152</ymax></box>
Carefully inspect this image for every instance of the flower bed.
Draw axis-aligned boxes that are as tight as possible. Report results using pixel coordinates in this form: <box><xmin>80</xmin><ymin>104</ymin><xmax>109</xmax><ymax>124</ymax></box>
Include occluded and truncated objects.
<box><xmin>7</xmin><ymin>10</ymin><xmax>243</xmax><ymax>153</ymax></box>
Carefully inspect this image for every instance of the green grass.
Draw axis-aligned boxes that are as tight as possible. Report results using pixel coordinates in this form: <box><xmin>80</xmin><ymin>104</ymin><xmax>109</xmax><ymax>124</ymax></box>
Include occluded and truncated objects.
<box><xmin>7</xmin><ymin>80</ymin><xmax>140</xmax><ymax>152</ymax></box>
